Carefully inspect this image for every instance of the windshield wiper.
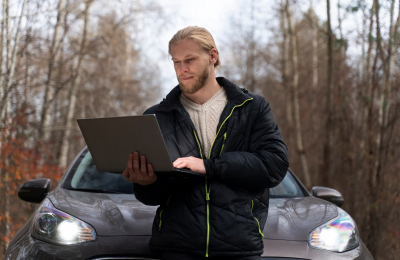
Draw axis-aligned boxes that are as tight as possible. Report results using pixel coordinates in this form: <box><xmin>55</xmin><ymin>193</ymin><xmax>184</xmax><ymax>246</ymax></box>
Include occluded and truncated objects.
<box><xmin>67</xmin><ymin>188</ymin><xmax>127</xmax><ymax>194</ymax></box>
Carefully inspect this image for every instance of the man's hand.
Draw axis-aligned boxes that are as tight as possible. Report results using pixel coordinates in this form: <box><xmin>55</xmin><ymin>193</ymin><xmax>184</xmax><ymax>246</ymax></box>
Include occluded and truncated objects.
<box><xmin>123</xmin><ymin>152</ymin><xmax>157</xmax><ymax>185</ymax></box>
<box><xmin>173</xmin><ymin>156</ymin><xmax>206</xmax><ymax>174</ymax></box>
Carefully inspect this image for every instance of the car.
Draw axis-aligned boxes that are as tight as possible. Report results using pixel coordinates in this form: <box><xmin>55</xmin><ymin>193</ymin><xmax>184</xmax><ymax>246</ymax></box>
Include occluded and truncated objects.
<box><xmin>6</xmin><ymin>148</ymin><xmax>375</xmax><ymax>260</ymax></box>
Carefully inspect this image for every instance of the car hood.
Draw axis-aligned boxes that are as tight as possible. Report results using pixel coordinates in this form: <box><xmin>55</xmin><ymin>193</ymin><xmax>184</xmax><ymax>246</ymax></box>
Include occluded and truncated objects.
<box><xmin>264</xmin><ymin>196</ymin><xmax>338</xmax><ymax>240</ymax></box>
<box><xmin>49</xmin><ymin>188</ymin><xmax>157</xmax><ymax>236</ymax></box>
<box><xmin>49</xmin><ymin>189</ymin><xmax>338</xmax><ymax>240</ymax></box>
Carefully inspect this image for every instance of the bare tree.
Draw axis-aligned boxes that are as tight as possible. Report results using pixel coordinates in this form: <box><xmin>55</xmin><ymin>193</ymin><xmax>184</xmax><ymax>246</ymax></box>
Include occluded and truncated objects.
<box><xmin>320</xmin><ymin>0</ymin><xmax>334</xmax><ymax>186</ymax></box>
<box><xmin>285</xmin><ymin>0</ymin><xmax>311</xmax><ymax>188</ymax></box>
<box><xmin>376</xmin><ymin>0</ymin><xmax>400</xmax><ymax>179</ymax></box>
<box><xmin>0</xmin><ymin>0</ymin><xmax>27</xmax><ymax>123</ymax></box>
<box><xmin>0</xmin><ymin>0</ymin><xmax>4</xmax><ymax>115</ymax></box>
<box><xmin>58</xmin><ymin>0</ymin><xmax>93</xmax><ymax>168</ymax></box>
<box><xmin>38</xmin><ymin>0</ymin><xmax>67</xmax><ymax>140</ymax></box>
<box><xmin>308</xmin><ymin>0</ymin><xmax>318</xmax><ymax>89</ymax></box>
<box><xmin>280</xmin><ymin>0</ymin><xmax>293</xmax><ymax>132</ymax></box>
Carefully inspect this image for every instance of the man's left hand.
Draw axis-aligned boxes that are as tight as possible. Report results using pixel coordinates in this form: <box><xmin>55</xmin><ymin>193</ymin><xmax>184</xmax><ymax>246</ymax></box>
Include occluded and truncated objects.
<box><xmin>173</xmin><ymin>156</ymin><xmax>206</xmax><ymax>174</ymax></box>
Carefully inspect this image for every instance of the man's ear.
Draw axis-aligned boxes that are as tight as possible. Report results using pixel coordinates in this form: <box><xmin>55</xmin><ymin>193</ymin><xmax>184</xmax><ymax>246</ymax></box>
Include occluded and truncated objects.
<box><xmin>209</xmin><ymin>48</ymin><xmax>218</xmax><ymax>65</ymax></box>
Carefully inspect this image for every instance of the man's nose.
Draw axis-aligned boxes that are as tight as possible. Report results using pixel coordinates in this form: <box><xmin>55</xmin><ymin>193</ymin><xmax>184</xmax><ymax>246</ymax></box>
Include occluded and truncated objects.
<box><xmin>179</xmin><ymin>63</ymin><xmax>189</xmax><ymax>74</ymax></box>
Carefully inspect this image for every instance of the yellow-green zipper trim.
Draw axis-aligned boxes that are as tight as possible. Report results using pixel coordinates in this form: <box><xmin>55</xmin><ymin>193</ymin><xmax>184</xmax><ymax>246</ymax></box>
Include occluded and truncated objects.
<box><xmin>208</xmin><ymin>98</ymin><xmax>253</xmax><ymax>159</ymax></box>
<box><xmin>219</xmin><ymin>132</ymin><xmax>227</xmax><ymax>156</ymax></box>
<box><xmin>251</xmin><ymin>200</ymin><xmax>264</xmax><ymax>241</ymax></box>
<box><xmin>205</xmin><ymin>178</ymin><xmax>211</xmax><ymax>257</ymax></box>
<box><xmin>193</xmin><ymin>130</ymin><xmax>203</xmax><ymax>159</ymax></box>
<box><xmin>158</xmin><ymin>195</ymin><xmax>172</xmax><ymax>231</ymax></box>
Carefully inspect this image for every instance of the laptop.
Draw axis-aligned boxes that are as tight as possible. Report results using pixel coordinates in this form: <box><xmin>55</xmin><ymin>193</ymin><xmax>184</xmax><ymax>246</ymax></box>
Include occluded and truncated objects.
<box><xmin>77</xmin><ymin>115</ymin><xmax>204</xmax><ymax>177</ymax></box>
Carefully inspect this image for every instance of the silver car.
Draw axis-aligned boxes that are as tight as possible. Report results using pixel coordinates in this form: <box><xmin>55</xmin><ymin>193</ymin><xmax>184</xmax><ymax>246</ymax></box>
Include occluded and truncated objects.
<box><xmin>6</xmin><ymin>148</ymin><xmax>374</xmax><ymax>260</ymax></box>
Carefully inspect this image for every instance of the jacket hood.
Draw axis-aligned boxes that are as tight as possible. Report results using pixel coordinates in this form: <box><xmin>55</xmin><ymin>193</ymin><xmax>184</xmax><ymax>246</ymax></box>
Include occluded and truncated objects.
<box><xmin>49</xmin><ymin>188</ymin><xmax>337</xmax><ymax>240</ymax></box>
<box><xmin>49</xmin><ymin>188</ymin><xmax>157</xmax><ymax>236</ymax></box>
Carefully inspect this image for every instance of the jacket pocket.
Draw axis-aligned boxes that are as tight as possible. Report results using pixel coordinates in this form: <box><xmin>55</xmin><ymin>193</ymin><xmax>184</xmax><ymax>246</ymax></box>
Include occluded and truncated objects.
<box><xmin>251</xmin><ymin>200</ymin><xmax>264</xmax><ymax>241</ymax></box>
<box><xmin>158</xmin><ymin>195</ymin><xmax>172</xmax><ymax>233</ymax></box>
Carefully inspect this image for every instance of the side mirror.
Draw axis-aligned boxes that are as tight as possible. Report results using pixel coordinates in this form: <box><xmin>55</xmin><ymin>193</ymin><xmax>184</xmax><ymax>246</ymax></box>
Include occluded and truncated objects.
<box><xmin>18</xmin><ymin>178</ymin><xmax>51</xmax><ymax>203</ymax></box>
<box><xmin>312</xmin><ymin>186</ymin><xmax>344</xmax><ymax>207</ymax></box>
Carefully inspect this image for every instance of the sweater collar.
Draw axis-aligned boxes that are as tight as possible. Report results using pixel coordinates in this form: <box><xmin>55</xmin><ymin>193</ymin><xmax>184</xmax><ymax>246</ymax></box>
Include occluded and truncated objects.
<box><xmin>157</xmin><ymin>77</ymin><xmax>251</xmax><ymax>112</ymax></box>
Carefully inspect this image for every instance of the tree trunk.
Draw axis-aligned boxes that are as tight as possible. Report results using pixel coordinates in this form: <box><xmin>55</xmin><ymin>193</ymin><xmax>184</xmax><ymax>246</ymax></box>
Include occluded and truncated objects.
<box><xmin>0</xmin><ymin>0</ymin><xmax>27</xmax><ymax>126</ymax></box>
<box><xmin>59</xmin><ymin>0</ymin><xmax>92</xmax><ymax>168</ymax></box>
<box><xmin>0</xmin><ymin>0</ymin><xmax>9</xmax><ymax>123</ymax></box>
<box><xmin>359</xmin><ymin>3</ymin><xmax>375</xmax><ymax>154</ymax></box>
<box><xmin>280</xmin><ymin>0</ymin><xmax>293</xmax><ymax>131</ymax></box>
<box><xmin>366</xmin><ymin>41</ymin><xmax>380</xmax><ymax>257</ymax></box>
<box><xmin>320</xmin><ymin>0</ymin><xmax>334</xmax><ymax>186</ymax></box>
<box><xmin>286</xmin><ymin>0</ymin><xmax>311</xmax><ymax>188</ymax></box>
<box><xmin>5</xmin><ymin>0</ymin><xmax>10</xmax><ymax>71</ymax></box>
<box><xmin>381</xmin><ymin>0</ymin><xmax>400</xmax><ymax>175</ymax></box>
<box><xmin>38</xmin><ymin>0</ymin><xmax>67</xmax><ymax>140</ymax></box>
<box><xmin>0</xmin><ymin>0</ymin><xmax>6</xmax><ymax>153</ymax></box>
<box><xmin>377</xmin><ymin>0</ymin><xmax>400</xmax><ymax>179</ymax></box>
<box><xmin>309</xmin><ymin>0</ymin><xmax>318</xmax><ymax>89</ymax></box>
<box><xmin>244</xmin><ymin>0</ymin><xmax>256</xmax><ymax>92</ymax></box>
<box><xmin>0</xmin><ymin>0</ymin><xmax>4</xmax><ymax>107</ymax></box>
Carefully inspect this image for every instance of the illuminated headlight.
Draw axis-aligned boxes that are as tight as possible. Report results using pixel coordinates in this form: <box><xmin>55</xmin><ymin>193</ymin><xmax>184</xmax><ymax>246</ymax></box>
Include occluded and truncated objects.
<box><xmin>31</xmin><ymin>198</ymin><xmax>96</xmax><ymax>245</ymax></box>
<box><xmin>309</xmin><ymin>208</ymin><xmax>359</xmax><ymax>252</ymax></box>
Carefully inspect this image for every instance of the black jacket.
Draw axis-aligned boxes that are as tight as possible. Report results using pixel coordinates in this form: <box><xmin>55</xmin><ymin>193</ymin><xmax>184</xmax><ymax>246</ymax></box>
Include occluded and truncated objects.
<box><xmin>133</xmin><ymin>77</ymin><xmax>289</xmax><ymax>257</ymax></box>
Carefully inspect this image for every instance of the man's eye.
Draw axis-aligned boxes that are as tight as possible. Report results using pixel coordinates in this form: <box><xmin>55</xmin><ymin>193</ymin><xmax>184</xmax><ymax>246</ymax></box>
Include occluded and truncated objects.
<box><xmin>174</xmin><ymin>61</ymin><xmax>180</xmax><ymax>64</ymax></box>
<box><xmin>187</xmin><ymin>58</ymin><xmax>194</xmax><ymax>62</ymax></box>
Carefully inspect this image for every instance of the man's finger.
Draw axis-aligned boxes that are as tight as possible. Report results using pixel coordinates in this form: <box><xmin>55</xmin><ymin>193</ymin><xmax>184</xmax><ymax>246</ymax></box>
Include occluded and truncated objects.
<box><xmin>173</xmin><ymin>158</ymin><xmax>183</xmax><ymax>167</ymax></box>
<box><xmin>127</xmin><ymin>153</ymin><xmax>133</xmax><ymax>170</ymax></box>
<box><xmin>148</xmin><ymin>163</ymin><xmax>154</xmax><ymax>177</ymax></box>
<box><xmin>133</xmin><ymin>151</ymin><xmax>140</xmax><ymax>173</ymax></box>
<box><xmin>175</xmin><ymin>161</ymin><xmax>187</xmax><ymax>169</ymax></box>
<box><xmin>140</xmin><ymin>155</ymin><xmax>147</xmax><ymax>175</ymax></box>
<box><xmin>122</xmin><ymin>169</ymin><xmax>128</xmax><ymax>179</ymax></box>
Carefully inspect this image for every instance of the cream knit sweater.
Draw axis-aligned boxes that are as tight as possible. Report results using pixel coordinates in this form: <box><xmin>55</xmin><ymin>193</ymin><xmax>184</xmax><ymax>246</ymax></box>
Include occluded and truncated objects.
<box><xmin>180</xmin><ymin>87</ymin><xmax>228</xmax><ymax>158</ymax></box>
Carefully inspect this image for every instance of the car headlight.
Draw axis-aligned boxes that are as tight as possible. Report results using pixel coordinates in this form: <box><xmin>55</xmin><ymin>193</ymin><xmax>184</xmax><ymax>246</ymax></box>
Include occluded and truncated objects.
<box><xmin>309</xmin><ymin>208</ymin><xmax>359</xmax><ymax>252</ymax></box>
<box><xmin>31</xmin><ymin>198</ymin><xmax>96</xmax><ymax>245</ymax></box>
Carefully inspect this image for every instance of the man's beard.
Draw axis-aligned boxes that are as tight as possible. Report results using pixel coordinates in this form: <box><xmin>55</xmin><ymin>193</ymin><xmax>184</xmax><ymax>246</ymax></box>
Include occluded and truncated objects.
<box><xmin>178</xmin><ymin>65</ymin><xmax>209</xmax><ymax>95</ymax></box>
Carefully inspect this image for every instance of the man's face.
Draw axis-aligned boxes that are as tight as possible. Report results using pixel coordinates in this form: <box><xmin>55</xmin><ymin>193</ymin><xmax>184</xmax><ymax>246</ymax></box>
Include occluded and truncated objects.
<box><xmin>170</xmin><ymin>39</ymin><xmax>211</xmax><ymax>94</ymax></box>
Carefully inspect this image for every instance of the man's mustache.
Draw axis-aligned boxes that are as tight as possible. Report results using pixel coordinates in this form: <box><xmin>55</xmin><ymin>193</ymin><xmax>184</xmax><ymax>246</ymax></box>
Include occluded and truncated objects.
<box><xmin>180</xmin><ymin>75</ymin><xmax>195</xmax><ymax>80</ymax></box>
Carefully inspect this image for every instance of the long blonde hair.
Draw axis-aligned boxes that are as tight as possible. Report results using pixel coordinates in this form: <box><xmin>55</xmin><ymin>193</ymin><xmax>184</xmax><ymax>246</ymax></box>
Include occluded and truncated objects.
<box><xmin>169</xmin><ymin>26</ymin><xmax>221</xmax><ymax>69</ymax></box>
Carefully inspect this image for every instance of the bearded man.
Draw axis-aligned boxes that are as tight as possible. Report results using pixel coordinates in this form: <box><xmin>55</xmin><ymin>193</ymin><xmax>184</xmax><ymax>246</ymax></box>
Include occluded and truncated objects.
<box><xmin>123</xmin><ymin>26</ymin><xmax>289</xmax><ymax>260</ymax></box>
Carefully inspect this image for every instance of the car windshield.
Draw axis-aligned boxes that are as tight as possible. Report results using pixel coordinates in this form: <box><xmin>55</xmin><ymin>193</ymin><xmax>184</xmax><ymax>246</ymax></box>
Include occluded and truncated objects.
<box><xmin>62</xmin><ymin>150</ymin><xmax>305</xmax><ymax>198</ymax></box>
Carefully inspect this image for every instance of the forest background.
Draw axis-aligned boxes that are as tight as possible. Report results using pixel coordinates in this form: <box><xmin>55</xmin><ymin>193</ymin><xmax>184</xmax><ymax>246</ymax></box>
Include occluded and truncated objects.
<box><xmin>0</xmin><ymin>0</ymin><xmax>399</xmax><ymax>259</ymax></box>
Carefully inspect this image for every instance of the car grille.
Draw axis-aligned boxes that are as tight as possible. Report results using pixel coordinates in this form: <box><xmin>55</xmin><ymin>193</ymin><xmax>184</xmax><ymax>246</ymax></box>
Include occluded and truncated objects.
<box><xmin>263</xmin><ymin>258</ymin><xmax>309</xmax><ymax>260</ymax></box>
<box><xmin>88</xmin><ymin>257</ymin><xmax>160</xmax><ymax>260</ymax></box>
<box><xmin>89</xmin><ymin>257</ymin><xmax>308</xmax><ymax>260</ymax></box>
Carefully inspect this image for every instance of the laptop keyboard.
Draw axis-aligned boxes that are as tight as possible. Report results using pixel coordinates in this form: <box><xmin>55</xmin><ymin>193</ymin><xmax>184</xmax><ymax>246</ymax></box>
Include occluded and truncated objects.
<box><xmin>174</xmin><ymin>167</ymin><xmax>192</xmax><ymax>172</ymax></box>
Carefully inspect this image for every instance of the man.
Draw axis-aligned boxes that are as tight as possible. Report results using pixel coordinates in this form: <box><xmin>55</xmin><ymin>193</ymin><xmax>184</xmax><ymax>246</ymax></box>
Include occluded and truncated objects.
<box><xmin>123</xmin><ymin>26</ymin><xmax>289</xmax><ymax>260</ymax></box>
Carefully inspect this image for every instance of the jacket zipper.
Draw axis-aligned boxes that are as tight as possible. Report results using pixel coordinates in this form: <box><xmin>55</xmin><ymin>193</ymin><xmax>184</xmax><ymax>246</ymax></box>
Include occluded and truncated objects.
<box><xmin>193</xmin><ymin>130</ymin><xmax>204</xmax><ymax>159</ymax></box>
<box><xmin>203</xmin><ymin>98</ymin><xmax>253</xmax><ymax>257</ymax></box>
<box><xmin>219</xmin><ymin>132</ymin><xmax>227</xmax><ymax>156</ymax></box>
<box><xmin>194</xmin><ymin>130</ymin><xmax>211</xmax><ymax>257</ymax></box>
<box><xmin>158</xmin><ymin>195</ymin><xmax>172</xmax><ymax>232</ymax></box>
<box><xmin>205</xmin><ymin>177</ymin><xmax>211</xmax><ymax>257</ymax></box>
<box><xmin>251</xmin><ymin>200</ymin><xmax>264</xmax><ymax>241</ymax></box>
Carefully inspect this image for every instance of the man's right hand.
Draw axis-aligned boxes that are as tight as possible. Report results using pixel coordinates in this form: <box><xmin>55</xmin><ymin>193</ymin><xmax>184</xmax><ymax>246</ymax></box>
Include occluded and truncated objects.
<box><xmin>123</xmin><ymin>152</ymin><xmax>157</xmax><ymax>185</ymax></box>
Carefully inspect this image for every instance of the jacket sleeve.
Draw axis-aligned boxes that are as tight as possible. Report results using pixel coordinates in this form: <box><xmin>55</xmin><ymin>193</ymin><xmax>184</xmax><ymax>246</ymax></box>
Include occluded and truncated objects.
<box><xmin>204</xmin><ymin>99</ymin><xmax>289</xmax><ymax>191</ymax></box>
<box><xmin>133</xmin><ymin>177</ymin><xmax>171</xmax><ymax>206</ymax></box>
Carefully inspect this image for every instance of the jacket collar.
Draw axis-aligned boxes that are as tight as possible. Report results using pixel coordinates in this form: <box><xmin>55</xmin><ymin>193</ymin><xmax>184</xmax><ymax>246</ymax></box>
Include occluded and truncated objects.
<box><xmin>157</xmin><ymin>77</ymin><xmax>251</xmax><ymax>113</ymax></box>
